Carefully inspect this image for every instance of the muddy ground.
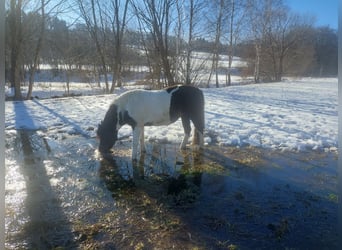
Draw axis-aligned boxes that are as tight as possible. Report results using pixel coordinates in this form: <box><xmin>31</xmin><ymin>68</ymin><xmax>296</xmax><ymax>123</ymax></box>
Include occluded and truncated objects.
<box><xmin>5</xmin><ymin>130</ymin><xmax>338</xmax><ymax>249</ymax></box>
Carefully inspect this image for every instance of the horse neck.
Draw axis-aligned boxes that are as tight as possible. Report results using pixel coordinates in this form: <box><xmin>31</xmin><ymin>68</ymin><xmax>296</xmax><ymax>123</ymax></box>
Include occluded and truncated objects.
<box><xmin>103</xmin><ymin>104</ymin><xmax>118</xmax><ymax>130</ymax></box>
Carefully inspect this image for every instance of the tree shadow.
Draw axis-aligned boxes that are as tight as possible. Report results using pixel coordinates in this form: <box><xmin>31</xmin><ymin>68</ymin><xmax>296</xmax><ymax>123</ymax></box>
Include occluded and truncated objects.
<box><xmin>32</xmin><ymin>99</ymin><xmax>90</xmax><ymax>138</ymax></box>
<box><xmin>14</xmin><ymin>131</ymin><xmax>77</xmax><ymax>249</ymax></box>
<box><xmin>8</xmin><ymin>100</ymin><xmax>77</xmax><ymax>248</ymax></box>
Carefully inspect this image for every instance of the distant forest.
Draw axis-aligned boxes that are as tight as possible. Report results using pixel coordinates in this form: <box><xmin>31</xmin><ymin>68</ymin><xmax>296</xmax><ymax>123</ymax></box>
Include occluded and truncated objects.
<box><xmin>6</xmin><ymin>0</ymin><xmax>337</xmax><ymax>100</ymax></box>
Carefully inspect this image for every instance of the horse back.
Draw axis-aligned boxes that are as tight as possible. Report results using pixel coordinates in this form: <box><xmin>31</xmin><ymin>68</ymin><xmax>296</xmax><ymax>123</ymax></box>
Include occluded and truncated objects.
<box><xmin>115</xmin><ymin>89</ymin><xmax>172</xmax><ymax>126</ymax></box>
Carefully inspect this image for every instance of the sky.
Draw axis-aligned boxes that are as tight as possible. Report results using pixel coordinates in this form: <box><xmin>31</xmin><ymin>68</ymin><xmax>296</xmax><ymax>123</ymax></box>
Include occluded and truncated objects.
<box><xmin>47</xmin><ymin>0</ymin><xmax>339</xmax><ymax>30</ymax></box>
<box><xmin>286</xmin><ymin>0</ymin><xmax>338</xmax><ymax>29</ymax></box>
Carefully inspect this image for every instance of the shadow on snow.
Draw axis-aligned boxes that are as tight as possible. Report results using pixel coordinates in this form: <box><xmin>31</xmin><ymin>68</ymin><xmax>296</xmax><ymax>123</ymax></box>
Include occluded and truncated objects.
<box><xmin>9</xmin><ymin>98</ymin><xmax>77</xmax><ymax>249</ymax></box>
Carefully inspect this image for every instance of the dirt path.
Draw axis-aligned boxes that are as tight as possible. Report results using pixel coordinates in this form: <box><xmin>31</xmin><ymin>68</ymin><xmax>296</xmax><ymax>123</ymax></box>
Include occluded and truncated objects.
<box><xmin>5</xmin><ymin>130</ymin><xmax>338</xmax><ymax>249</ymax></box>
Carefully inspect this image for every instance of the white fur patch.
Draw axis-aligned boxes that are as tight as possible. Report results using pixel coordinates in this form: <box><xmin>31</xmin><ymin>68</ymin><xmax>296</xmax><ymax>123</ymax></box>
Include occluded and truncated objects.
<box><xmin>114</xmin><ymin>89</ymin><xmax>173</xmax><ymax>127</ymax></box>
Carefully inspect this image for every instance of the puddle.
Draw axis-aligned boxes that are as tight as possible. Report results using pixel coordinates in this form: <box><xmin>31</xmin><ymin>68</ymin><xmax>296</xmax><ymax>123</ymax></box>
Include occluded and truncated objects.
<box><xmin>5</xmin><ymin>130</ymin><xmax>338</xmax><ymax>249</ymax></box>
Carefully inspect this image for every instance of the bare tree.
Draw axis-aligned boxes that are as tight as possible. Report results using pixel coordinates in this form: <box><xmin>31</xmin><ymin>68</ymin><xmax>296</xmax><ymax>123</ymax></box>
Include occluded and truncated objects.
<box><xmin>265</xmin><ymin>11</ymin><xmax>314</xmax><ymax>81</ymax></box>
<box><xmin>77</xmin><ymin>0</ymin><xmax>130</xmax><ymax>93</ymax></box>
<box><xmin>225</xmin><ymin>0</ymin><xmax>247</xmax><ymax>85</ymax></box>
<box><xmin>184</xmin><ymin>0</ymin><xmax>204</xmax><ymax>85</ymax></box>
<box><xmin>77</xmin><ymin>0</ymin><xmax>110</xmax><ymax>92</ymax></box>
<box><xmin>245</xmin><ymin>0</ymin><xmax>315</xmax><ymax>82</ymax></box>
<box><xmin>109</xmin><ymin>0</ymin><xmax>130</xmax><ymax>92</ymax></box>
<box><xmin>25</xmin><ymin>0</ymin><xmax>71</xmax><ymax>99</ymax></box>
<box><xmin>311</xmin><ymin>27</ymin><xmax>338</xmax><ymax>76</ymax></box>
<box><xmin>226</xmin><ymin>0</ymin><xmax>235</xmax><ymax>86</ymax></box>
<box><xmin>26</xmin><ymin>0</ymin><xmax>46</xmax><ymax>100</ymax></box>
<box><xmin>132</xmin><ymin>0</ymin><xmax>175</xmax><ymax>87</ymax></box>
<box><xmin>47</xmin><ymin>17</ymin><xmax>76</xmax><ymax>96</ymax></box>
<box><xmin>135</xmin><ymin>15</ymin><xmax>161</xmax><ymax>87</ymax></box>
<box><xmin>282</xmin><ymin>24</ymin><xmax>316</xmax><ymax>77</ymax></box>
<box><xmin>262</xmin><ymin>1</ymin><xmax>291</xmax><ymax>81</ymax></box>
<box><xmin>7</xmin><ymin>0</ymin><xmax>70</xmax><ymax>100</ymax></box>
<box><xmin>174</xmin><ymin>0</ymin><xmax>183</xmax><ymax>83</ymax></box>
<box><xmin>207</xmin><ymin>0</ymin><xmax>225</xmax><ymax>88</ymax></box>
<box><xmin>172</xmin><ymin>0</ymin><xmax>206</xmax><ymax>86</ymax></box>
<box><xmin>245</xmin><ymin>0</ymin><xmax>271</xmax><ymax>83</ymax></box>
<box><xmin>225</xmin><ymin>0</ymin><xmax>246</xmax><ymax>86</ymax></box>
<box><xmin>184</xmin><ymin>0</ymin><xmax>194</xmax><ymax>85</ymax></box>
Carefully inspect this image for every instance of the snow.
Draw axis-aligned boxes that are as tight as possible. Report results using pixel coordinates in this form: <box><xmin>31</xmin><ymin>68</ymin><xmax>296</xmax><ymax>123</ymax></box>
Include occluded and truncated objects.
<box><xmin>5</xmin><ymin>78</ymin><xmax>338</xmax><ymax>153</ymax></box>
<box><xmin>190</xmin><ymin>52</ymin><xmax>248</xmax><ymax>68</ymax></box>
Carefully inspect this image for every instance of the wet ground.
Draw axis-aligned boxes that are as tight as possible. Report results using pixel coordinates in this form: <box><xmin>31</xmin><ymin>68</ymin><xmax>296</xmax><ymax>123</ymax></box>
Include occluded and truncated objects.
<box><xmin>5</xmin><ymin>130</ymin><xmax>338</xmax><ymax>249</ymax></box>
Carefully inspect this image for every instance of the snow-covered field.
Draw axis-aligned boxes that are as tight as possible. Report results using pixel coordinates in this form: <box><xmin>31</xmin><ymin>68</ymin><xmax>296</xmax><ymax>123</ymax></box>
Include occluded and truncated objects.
<box><xmin>5</xmin><ymin>78</ymin><xmax>338</xmax><ymax>153</ymax></box>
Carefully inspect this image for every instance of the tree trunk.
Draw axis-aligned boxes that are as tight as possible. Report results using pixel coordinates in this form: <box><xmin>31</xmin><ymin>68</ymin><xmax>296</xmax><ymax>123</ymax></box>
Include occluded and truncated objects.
<box><xmin>27</xmin><ymin>65</ymin><xmax>35</xmax><ymax>99</ymax></box>
<box><xmin>10</xmin><ymin>0</ymin><xmax>23</xmax><ymax>100</ymax></box>
<box><xmin>254</xmin><ymin>43</ymin><xmax>260</xmax><ymax>83</ymax></box>
<box><xmin>207</xmin><ymin>54</ymin><xmax>214</xmax><ymax>88</ymax></box>
<box><xmin>65</xmin><ymin>64</ymin><xmax>72</xmax><ymax>96</ymax></box>
<box><xmin>78</xmin><ymin>0</ymin><xmax>109</xmax><ymax>93</ymax></box>
<box><xmin>215</xmin><ymin>54</ymin><xmax>219</xmax><ymax>88</ymax></box>
<box><xmin>110</xmin><ymin>37</ymin><xmax>122</xmax><ymax>93</ymax></box>
<box><xmin>110</xmin><ymin>0</ymin><xmax>129</xmax><ymax>93</ymax></box>
<box><xmin>133</xmin><ymin>0</ymin><xmax>175</xmax><ymax>87</ymax></box>
<box><xmin>276</xmin><ymin>53</ymin><xmax>284</xmax><ymax>82</ymax></box>
<box><xmin>175</xmin><ymin>0</ymin><xmax>182</xmax><ymax>83</ymax></box>
<box><xmin>185</xmin><ymin>0</ymin><xmax>194</xmax><ymax>85</ymax></box>
<box><xmin>161</xmin><ymin>54</ymin><xmax>174</xmax><ymax>86</ymax></box>
<box><xmin>27</xmin><ymin>0</ymin><xmax>45</xmax><ymax>100</ymax></box>
<box><xmin>227</xmin><ymin>0</ymin><xmax>235</xmax><ymax>86</ymax></box>
<box><xmin>211</xmin><ymin>0</ymin><xmax>223</xmax><ymax>88</ymax></box>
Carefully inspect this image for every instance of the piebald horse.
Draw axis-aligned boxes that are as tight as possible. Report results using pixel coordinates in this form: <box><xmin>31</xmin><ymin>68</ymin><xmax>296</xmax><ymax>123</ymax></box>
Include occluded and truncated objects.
<box><xmin>97</xmin><ymin>85</ymin><xmax>205</xmax><ymax>160</ymax></box>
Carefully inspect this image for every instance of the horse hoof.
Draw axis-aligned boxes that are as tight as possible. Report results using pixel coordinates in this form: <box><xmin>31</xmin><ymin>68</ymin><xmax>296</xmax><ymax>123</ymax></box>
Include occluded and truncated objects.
<box><xmin>101</xmin><ymin>152</ymin><xmax>114</xmax><ymax>161</ymax></box>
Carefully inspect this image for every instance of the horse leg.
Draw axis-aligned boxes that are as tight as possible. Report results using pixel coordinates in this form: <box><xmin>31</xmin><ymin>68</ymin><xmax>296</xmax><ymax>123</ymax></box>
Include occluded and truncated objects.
<box><xmin>132</xmin><ymin>126</ymin><xmax>142</xmax><ymax>160</ymax></box>
<box><xmin>140</xmin><ymin>127</ymin><xmax>146</xmax><ymax>153</ymax></box>
<box><xmin>193</xmin><ymin>128</ymin><xmax>204</xmax><ymax>147</ymax></box>
<box><xmin>180</xmin><ymin>116</ymin><xmax>191</xmax><ymax>150</ymax></box>
<box><xmin>191</xmin><ymin>112</ymin><xmax>204</xmax><ymax>147</ymax></box>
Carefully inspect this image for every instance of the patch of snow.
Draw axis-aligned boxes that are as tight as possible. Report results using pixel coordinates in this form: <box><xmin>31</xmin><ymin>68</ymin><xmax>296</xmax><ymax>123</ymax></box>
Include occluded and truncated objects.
<box><xmin>5</xmin><ymin>78</ymin><xmax>338</xmax><ymax>153</ymax></box>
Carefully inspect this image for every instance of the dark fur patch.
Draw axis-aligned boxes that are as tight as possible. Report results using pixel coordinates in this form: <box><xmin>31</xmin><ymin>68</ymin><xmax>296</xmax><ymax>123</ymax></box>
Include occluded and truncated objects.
<box><xmin>97</xmin><ymin>103</ymin><xmax>138</xmax><ymax>153</ymax></box>
<box><xmin>169</xmin><ymin>85</ymin><xmax>205</xmax><ymax>136</ymax></box>
<box><xmin>97</xmin><ymin>104</ymin><xmax>119</xmax><ymax>153</ymax></box>
<box><xmin>98</xmin><ymin>104</ymin><xmax>118</xmax><ymax>136</ymax></box>
<box><xmin>119</xmin><ymin>110</ymin><xmax>137</xmax><ymax>128</ymax></box>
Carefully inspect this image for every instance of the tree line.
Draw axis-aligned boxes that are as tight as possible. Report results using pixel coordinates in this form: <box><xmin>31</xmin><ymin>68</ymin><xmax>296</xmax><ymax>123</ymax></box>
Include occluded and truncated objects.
<box><xmin>6</xmin><ymin>0</ymin><xmax>337</xmax><ymax>100</ymax></box>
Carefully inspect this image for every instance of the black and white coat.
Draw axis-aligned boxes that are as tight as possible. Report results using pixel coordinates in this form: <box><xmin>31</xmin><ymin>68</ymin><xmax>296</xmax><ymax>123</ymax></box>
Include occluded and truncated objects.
<box><xmin>97</xmin><ymin>85</ymin><xmax>205</xmax><ymax>160</ymax></box>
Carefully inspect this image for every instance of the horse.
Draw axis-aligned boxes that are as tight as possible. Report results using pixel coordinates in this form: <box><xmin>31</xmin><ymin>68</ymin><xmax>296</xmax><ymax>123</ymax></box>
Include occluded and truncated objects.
<box><xmin>97</xmin><ymin>85</ymin><xmax>205</xmax><ymax>160</ymax></box>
